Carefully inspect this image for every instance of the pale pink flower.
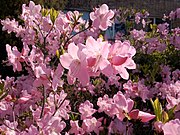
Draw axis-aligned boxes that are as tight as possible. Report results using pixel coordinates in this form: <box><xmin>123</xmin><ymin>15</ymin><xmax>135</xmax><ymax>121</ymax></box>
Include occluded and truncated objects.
<box><xmin>55</xmin><ymin>12</ymin><xmax>71</xmax><ymax>32</ymax></box>
<box><xmin>51</xmin><ymin>64</ymin><xmax>64</xmax><ymax>91</ymax></box>
<box><xmin>83</xmin><ymin>36</ymin><xmax>111</xmax><ymax>75</ymax></box>
<box><xmin>154</xmin><ymin>121</ymin><xmax>163</xmax><ymax>133</ymax></box>
<box><xmin>157</xmin><ymin>23</ymin><xmax>169</xmax><ymax>35</ymax></box>
<box><xmin>21</xmin><ymin>1</ymin><xmax>41</xmax><ymax>21</ymax></box>
<box><xmin>60</xmin><ymin>43</ymin><xmax>89</xmax><ymax>85</ymax></box>
<box><xmin>108</xmin><ymin>40</ymin><xmax>136</xmax><ymax>79</ymax></box>
<box><xmin>113</xmin><ymin>91</ymin><xmax>134</xmax><ymax>121</ymax></box>
<box><xmin>1</xmin><ymin>18</ymin><xmax>20</xmax><ymax>34</ymax></box>
<box><xmin>131</xmin><ymin>29</ymin><xmax>146</xmax><ymax>41</ymax></box>
<box><xmin>82</xmin><ymin>117</ymin><xmax>102</xmax><ymax>134</ymax></box>
<box><xmin>123</xmin><ymin>80</ymin><xmax>149</xmax><ymax>102</ymax></box>
<box><xmin>6</xmin><ymin>44</ymin><xmax>23</xmax><ymax>72</ymax></box>
<box><xmin>108</xmin><ymin>118</ymin><xmax>133</xmax><ymax>135</ymax></box>
<box><xmin>162</xmin><ymin>119</ymin><xmax>180</xmax><ymax>135</ymax></box>
<box><xmin>97</xmin><ymin>94</ymin><xmax>117</xmax><ymax>117</ymax></box>
<box><xmin>79</xmin><ymin>100</ymin><xmax>96</xmax><ymax>120</ymax></box>
<box><xmin>90</xmin><ymin>4</ymin><xmax>114</xmax><ymax>31</ymax></box>
<box><xmin>69</xmin><ymin>120</ymin><xmax>85</xmax><ymax>135</ymax></box>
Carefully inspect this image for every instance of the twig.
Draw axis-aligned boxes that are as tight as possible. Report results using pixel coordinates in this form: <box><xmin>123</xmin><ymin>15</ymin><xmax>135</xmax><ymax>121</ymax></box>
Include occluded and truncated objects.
<box><xmin>40</xmin><ymin>86</ymin><xmax>46</xmax><ymax>118</ymax></box>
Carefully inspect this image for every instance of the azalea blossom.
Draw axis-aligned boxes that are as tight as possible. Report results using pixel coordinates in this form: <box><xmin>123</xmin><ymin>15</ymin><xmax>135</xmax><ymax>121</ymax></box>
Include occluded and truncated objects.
<box><xmin>60</xmin><ymin>43</ymin><xmax>89</xmax><ymax>85</ymax></box>
<box><xmin>90</xmin><ymin>4</ymin><xmax>114</xmax><ymax>31</ymax></box>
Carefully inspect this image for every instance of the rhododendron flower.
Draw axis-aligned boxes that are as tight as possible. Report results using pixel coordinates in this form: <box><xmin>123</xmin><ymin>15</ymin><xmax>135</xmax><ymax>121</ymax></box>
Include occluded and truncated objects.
<box><xmin>83</xmin><ymin>36</ymin><xmax>111</xmax><ymax>74</ymax></box>
<box><xmin>97</xmin><ymin>94</ymin><xmax>116</xmax><ymax>117</ymax></box>
<box><xmin>55</xmin><ymin>12</ymin><xmax>71</xmax><ymax>32</ymax></box>
<box><xmin>69</xmin><ymin>120</ymin><xmax>85</xmax><ymax>135</ymax></box>
<box><xmin>51</xmin><ymin>64</ymin><xmax>64</xmax><ymax>91</ymax></box>
<box><xmin>131</xmin><ymin>29</ymin><xmax>146</xmax><ymax>41</ymax></box>
<box><xmin>60</xmin><ymin>43</ymin><xmax>89</xmax><ymax>85</ymax></box>
<box><xmin>90</xmin><ymin>4</ymin><xmax>114</xmax><ymax>31</ymax></box>
<box><xmin>6</xmin><ymin>44</ymin><xmax>23</xmax><ymax>72</ymax></box>
<box><xmin>108</xmin><ymin>40</ymin><xmax>136</xmax><ymax>79</ymax></box>
<box><xmin>82</xmin><ymin>117</ymin><xmax>102</xmax><ymax>134</ymax></box>
<box><xmin>157</xmin><ymin>23</ymin><xmax>169</xmax><ymax>35</ymax></box>
<box><xmin>1</xmin><ymin>18</ymin><xmax>20</xmax><ymax>34</ymax></box>
<box><xmin>113</xmin><ymin>91</ymin><xmax>134</xmax><ymax>121</ymax></box>
<box><xmin>108</xmin><ymin>118</ymin><xmax>133</xmax><ymax>135</ymax></box>
<box><xmin>154</xmin><ymin>121</ymin><xmax>163</xmax><ymax>133</ymax></box>
<box><xmin>123</xmin><ymin>80</ymin><xmax>149</xmax><ymax>102</ymax></box>
<box><xmin>79</xmin><ymin>100</ymin><xmax>96</xmax><ymax>120</ymax></box>
<box><xmin>162</xmin><ymin>119</ymin><xmax>180</xmax><ymax>135</ymax></box>
<box><xmin>21</xmin><ymin>1</ymin><xmax>41</xmax><ymax>20</ymax></box>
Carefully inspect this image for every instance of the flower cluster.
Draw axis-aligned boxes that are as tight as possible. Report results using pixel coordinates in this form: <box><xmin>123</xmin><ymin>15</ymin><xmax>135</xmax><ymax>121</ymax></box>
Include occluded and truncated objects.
<box><xmin>0</xmin><ymin>1</ymin><xmax>179</xmax><ymax>135</ymax></box>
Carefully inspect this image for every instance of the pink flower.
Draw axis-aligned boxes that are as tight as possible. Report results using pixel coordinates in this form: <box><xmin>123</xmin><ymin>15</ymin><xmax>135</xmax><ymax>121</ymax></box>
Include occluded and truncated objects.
<box><xmin>82</xmin><ymin>117</ymin><xmax>102</xmax><ymax>134</ymax></box>
<box><xmin>54</xmin><ymin>12</ymin><xmax>71</xmax><ymax>32</ymax></box>
<box><xmin>79</xmin><ymin>100</ymin><xmax>96</xmax><ymax>120</ymax></box>
<box><xmin>83</xmin><ymin>36</ymin><xmax>111</xmax><ymax>75</ymax></box>
<box><xmin>69</xmin><ymin>120</ymin><xmax>85</xmax><ymax>135</ymax></box>
<box><xmin>108</xmin><ymin>118</ymin><xmax>133</xmax><ymax>135</ymax></box>
<box><xmin>60</xmin><ymin>43</ymin><xmax>89</xmax><ymax>86</ymax></box>
<box><xmin>157</xmin><ymin>23</ymin><xmax>169</xmax><ymax>35</ymax></box>
<box><xmin>129</xmin><ymin>109</ymin><xmax>155</xmax><ymax>122</ymax></box>
<box><xmin>154</xmin><ymin>121</ymin><xmax>163</xmax><ymax>133</ymax></box>
<box><xmin>18</xmin><ymin>94</ymin><xmax>32</xmax><ymax>104</ymax></box>
<box><xmin>162</xmin><ymin>119</ymin><xmax>180</xmax><ymax>135</ymax></box>
<box><xmin>51</xmin><ymin>64</ymin><xmax>64</xmax><ymax>91</ymax></box>
<box><xmin>130</xmin><ymin>29</ymin><xmax>146</xmax><ymax>41</ymax></box>
<box><xmin>90</xmin><ymin>4</ymin><xmax>114</xmax><ymax>31</ymax></box>
<box><xmin>123</xmin><ymin>80</ymin><xmax>149</xmax><ymax>102</ymax></box>
<box><xmin>6</xmin><ymin>44</ymin><xmax>23</xmax><ymax>72</ymax></box>
<box><xmin>113</xmin><ymin>91</ymin><xmax>134</xmax><ymax>121</ymax></box>
<box><xmin>21</xmin><ymin>1</ymin><xmax>41</xmax><ymax>21</ymax></box>
<box><xmin>1</xmin><ymin>18</ymin><xmax>20</xmax><ymax>34</ymax></box>
<box><xmin>97</xmin><ymin>94</ymin><xmax>117</xmax><ymax>117</ymax></box>
<box><xmin>108</xmin><ymin>40</ymin><xmax>136</xmax><ymax>79</ymax></box>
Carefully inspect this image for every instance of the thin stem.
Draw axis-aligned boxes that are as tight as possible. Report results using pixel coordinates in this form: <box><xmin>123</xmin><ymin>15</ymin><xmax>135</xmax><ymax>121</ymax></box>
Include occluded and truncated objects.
<box><xmin>64</xmin><ymin>25</ymin><xmax>91</xmax><ymax>47</ymax></box>
<box><xmin>40</xmin><ymin>86</ymin><xmax>46</xmax><ymax>118</ymax></box>
<box><xmin>0</xmin><ymin>118</ymin><xmax>20</xmax><ymax>133</ymax></box>
<box><xmin>52</xmin><ymin>97</ymin><xmax>66</xmax><ymax>117</ymax></box>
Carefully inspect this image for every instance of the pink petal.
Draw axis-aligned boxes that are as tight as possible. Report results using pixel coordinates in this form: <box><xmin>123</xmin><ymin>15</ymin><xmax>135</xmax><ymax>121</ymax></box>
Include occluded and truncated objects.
<box><xmin>115</xmin><ymin>66</ymin><xmax>129</xmax><ymax>80</ymax></box>
<box><xmin>111</xmin><ymin>56</ymin><xmax>127</xmax><ymax>66</ymax></box>
<box><xmin>68</xmin><ymin>43</ymin><xmax>79</xmax><ymax>59</ymax></box>
<box><xmin>129</xmin><ymin>109</ymin><xmax>139</xmax><ymax>120</ymax></box>
<box><xmin>99</xmin><ymin>4</ymin><xmax>109</xmax><ymax>14</ymax></box>
<box><xmin>60</xmin><ymin>53</ymin><xmax>73</xmax><ymax>69</ymax></box>
<box><xmin>138</xmin><ymin>111</ymin><xmax>155</xmax><ymax>122</ymax></box>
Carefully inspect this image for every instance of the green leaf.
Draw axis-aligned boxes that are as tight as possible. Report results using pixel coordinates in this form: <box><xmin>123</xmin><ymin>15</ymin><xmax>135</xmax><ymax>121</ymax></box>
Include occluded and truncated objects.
<box><xmin>41</xmin><ymin>8</ymin><xmax>50</xmax><ymax>17</ymax></box>
<box><xmin>50</xmin><ymin>8</ymin><xmax>59</xmax><ymax>23</ymax></box>
<box><xmin>167</xmin><ymin>105</ymin><xmax>177</xmax><ymax>120</ymax></box>
<box><xmin>150</xmin><ymin>98</ymin><xmax>162</xmax><ymax>121</ymax></box>
<box><xmin>162</xmin><ymin>111</ymin><xmax>169</xmax><ymax>123</ymax></box>
<box><xmin>56</xmin><ymin>50</ymin><xmax>60</xmax><ymax>58</ymax></box>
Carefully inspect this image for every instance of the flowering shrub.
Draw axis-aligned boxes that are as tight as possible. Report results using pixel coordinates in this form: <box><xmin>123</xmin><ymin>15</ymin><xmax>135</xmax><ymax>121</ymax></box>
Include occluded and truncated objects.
<box><xmin>0</xmin><ymin>1</ymin><xmax>180</xmax><ymax>134</ymax></box>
